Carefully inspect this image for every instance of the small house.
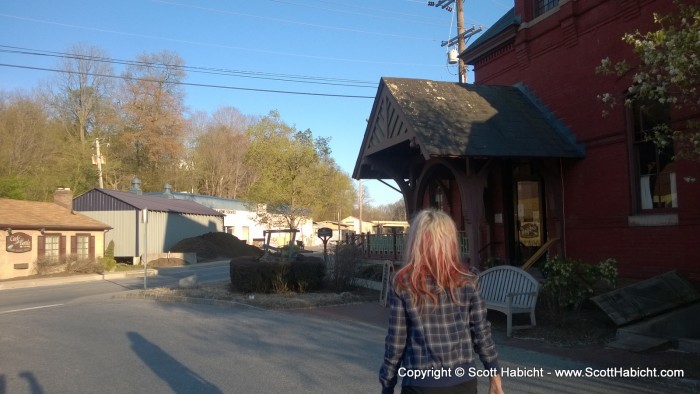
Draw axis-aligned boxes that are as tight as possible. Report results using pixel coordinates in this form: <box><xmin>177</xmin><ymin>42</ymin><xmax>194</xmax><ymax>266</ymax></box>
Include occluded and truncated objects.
<box><xmin>0</xmin><ymin>188</ymin><xmax>111</xmax><ymax>280</ymax></box>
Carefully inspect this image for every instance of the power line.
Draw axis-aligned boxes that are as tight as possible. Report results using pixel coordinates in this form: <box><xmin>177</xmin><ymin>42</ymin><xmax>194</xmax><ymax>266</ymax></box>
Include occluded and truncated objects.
<box><xmin>0</xmin><ymin>63</ymin><xmax>376</xmax><ymax>99</ymax></box>
<box><xmin>151</xmin><ymin>0</ymin><xmax>440</xmax><ymax>42</ymax></box>
<box><xmin>0</xmin><ymin>45</ymin><xmax>377</xmax><ymax>88</ymax></box>
<box><xmin>265</xmin><ymin>0</ymin><xmax>446</xmax><ymax>25</ymax></box>
<box><xmin>0</xmin><ymin>14</ymin><xmax>444</xmax><ymax>68</ymax></box>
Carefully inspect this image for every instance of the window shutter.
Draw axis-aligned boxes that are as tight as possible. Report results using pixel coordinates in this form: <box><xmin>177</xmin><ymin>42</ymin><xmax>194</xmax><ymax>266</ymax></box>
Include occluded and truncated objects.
<box><xmin>71</xmin><ymin>236</ymin><xmax>77</xmax><ymax>257</ymax></box>
<box><xmin>89</xmin><ymin>236</ymin><xmax>96</xmax><ymax>260</ymax></box>
<box><xmin>38</xmin><ymin>236</ymin><xmax>45</xmax><ymax>257</ymax></box>
<box><xmin>60</xmin><ymin>236</ymin><xmax>67</xmax><ymax>257</ymax></box>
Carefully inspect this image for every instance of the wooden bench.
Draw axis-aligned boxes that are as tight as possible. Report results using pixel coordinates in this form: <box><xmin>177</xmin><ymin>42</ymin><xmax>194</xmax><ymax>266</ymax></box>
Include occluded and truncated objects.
<box><xmin>478</xmin><ymin>265</ymin><xmax>540</xmax><ymax>337</ymax></box>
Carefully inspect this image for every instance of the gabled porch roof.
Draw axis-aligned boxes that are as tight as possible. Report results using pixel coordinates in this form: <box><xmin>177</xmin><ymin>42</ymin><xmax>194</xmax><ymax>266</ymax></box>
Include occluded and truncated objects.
<box><xmin>353</xmin><ymin>77</ymin><xmax>584</xmax><ymax>180</ymax></box>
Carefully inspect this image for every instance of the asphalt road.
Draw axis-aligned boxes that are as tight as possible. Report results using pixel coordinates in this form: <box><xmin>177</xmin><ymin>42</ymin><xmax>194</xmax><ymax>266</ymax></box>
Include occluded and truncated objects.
<box><xmin>1</xmin><ymin>294</ymin><xmax>384</xmax><ymax>393</ymax></box>
<box><xmin>0</xmin><ymin>262</ymin><xmax>230</xmax><ymax>313</ymax></box>
<box><xmin>3</xmin><ymin>294</ymin><xmax>695</xmax><ymax>394</ymax></box>
<box><xmin>1</xmin><ymin>264</ymin><xmax>697</xmax><ymax>393</ymax></box>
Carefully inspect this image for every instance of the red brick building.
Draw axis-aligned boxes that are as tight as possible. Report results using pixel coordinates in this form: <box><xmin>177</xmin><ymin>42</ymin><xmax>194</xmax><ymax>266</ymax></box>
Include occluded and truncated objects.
<box><xmin>354</xmin><ymin>0</ymin><xmax>700</xmax><ymax>281</ymax></box>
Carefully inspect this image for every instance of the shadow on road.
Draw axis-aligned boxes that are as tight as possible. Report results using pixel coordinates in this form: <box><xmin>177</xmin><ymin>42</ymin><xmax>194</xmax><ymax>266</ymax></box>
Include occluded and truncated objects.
<box><xmin>127</xmin><ymin>331</ymin><xmax>222</xmax><ymax>393</ymax></box>
<box><xmin>19</xmin><ymin>371</ymin><xmax>44</xmax><ymax>394</ymax></box>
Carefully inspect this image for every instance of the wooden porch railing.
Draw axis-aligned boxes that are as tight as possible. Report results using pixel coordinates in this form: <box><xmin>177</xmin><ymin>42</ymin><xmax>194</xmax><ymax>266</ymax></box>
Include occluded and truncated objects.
<box><xmin>345</xmin><ymin>231</ymin><xmax>470</xmax><ymax>261</ymax></box>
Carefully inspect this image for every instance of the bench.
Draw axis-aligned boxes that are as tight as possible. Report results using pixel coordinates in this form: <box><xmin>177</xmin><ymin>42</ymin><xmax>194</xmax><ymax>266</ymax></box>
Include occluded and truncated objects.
<box><xmin>478</xmin><ymin>265</ymin><xmax>540</xmax><ymax>337</ymax></box>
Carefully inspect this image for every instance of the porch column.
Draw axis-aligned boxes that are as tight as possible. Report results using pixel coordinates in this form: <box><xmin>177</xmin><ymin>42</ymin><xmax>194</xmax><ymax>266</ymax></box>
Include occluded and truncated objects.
<box><xmin>460</xmin><ymin>174</ymin><xmax>487</xmax><ymax>268</ymax></box>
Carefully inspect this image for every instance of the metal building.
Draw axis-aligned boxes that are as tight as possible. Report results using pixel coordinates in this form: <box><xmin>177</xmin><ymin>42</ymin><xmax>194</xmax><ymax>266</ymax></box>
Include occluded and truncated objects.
<box><xmin>73</xmin><ymin>180</ymin><xmax>223</xmax><ymax>262</ymax></box>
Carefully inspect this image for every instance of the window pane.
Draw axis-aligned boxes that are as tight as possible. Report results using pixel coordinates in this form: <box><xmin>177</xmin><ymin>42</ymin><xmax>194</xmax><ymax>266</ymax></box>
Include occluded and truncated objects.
<box><xmin>46</xmin><ymin>235</ymin><xmax>60</xmax><ymax>260</ymax></box>
<box><xmin>536</xmin><ymin>0</ymin><xmax>559</xmax><ymax>16</ymax></box>
<box><xmin>632</xmin><ymin>101</ymin><xmax>676</xmax><ymax>210</ymax></box>
<box><xmin>77</xmin><ymin>235</ymin><xmax>89</xmax><ymax>259</ymax></box>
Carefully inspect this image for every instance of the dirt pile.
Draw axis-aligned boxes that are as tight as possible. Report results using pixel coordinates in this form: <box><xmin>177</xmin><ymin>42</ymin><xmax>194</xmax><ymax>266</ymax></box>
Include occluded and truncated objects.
<box><xmin>170</xmin><ymin>232</ymin><xmax>263</xmax><ymax>261</ymax></box>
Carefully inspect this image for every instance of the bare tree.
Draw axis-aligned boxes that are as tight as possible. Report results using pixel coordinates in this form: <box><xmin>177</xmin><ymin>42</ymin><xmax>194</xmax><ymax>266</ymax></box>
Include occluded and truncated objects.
<box><xmin>51</xmin><ymin>44</ymin><xmax>115</xmax><ymax>143</ymax></box>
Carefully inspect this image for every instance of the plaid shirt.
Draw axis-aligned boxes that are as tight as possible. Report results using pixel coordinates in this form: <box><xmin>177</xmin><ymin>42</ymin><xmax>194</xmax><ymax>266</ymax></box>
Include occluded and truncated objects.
<box><xmin>379</xmin><ymin>276</ymin><xmax>500</xmax><ymax>391</ymax></box>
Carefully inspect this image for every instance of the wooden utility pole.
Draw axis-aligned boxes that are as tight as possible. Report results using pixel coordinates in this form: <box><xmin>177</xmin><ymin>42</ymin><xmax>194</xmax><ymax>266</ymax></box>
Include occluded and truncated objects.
<box><xmin>92</xmin><ymin>138</ymin><xmax>105</xmax><ymax>188</ymax></box>
<box><xmin>430</xmin><ymin>0</ymin><xmax>482</xmax><ymax>83</ymax></box>
<box><xmin>456</xmin><ymin>0</ymin><xmax>466</xmax><ymax>83</ymax></box>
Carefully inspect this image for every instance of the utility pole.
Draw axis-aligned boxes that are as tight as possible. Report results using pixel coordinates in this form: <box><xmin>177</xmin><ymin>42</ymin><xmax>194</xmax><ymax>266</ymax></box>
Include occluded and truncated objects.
<box><xmin>429</xmin><ymin>0</ymin><xmax>482</xmax><ymax>83</ymax></box>
<box><xmin>92</xmin><ymin>138</ymin><xmax>105</xmax><ymax>188</ymax></box>
<box><xmin>456</xmin><ymin>0</ymin><xmax>466</xmax><ymax>83</ymax></box>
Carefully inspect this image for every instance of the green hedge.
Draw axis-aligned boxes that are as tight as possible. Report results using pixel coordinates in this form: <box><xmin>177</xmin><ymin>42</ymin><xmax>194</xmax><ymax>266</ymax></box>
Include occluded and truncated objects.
<box><xmin>230</xmin><ymin>256</ymin><xmax>325</xmax><ymax>293</ymax></box>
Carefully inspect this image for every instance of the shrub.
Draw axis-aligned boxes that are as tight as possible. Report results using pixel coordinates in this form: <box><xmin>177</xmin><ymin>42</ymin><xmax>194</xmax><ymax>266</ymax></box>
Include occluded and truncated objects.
<box><xmin>34</xmin><ymin>255</ymin><xmax>102</xmax><ymax>275</ymax></box>
<box><xmin>328</xmin><ymin>243</ymin><xmax>363</xmax><ymax>291</ymax></box>
<box><xmin>65</xmin><ymin>255</ymin><xmax>102</xmax><ymax>274</ymax></box>
<box><xmin>541</xmin><ymin>256</ymin><xmax>618</xmax><ymax>314</ymax></box>
<box><xmin>229</xmin><ymin>256</ymin><xmax>325</xmax><ymax>294</ymax></box>
<box><xmin>105</xmin><ymin>240</ymin><xmax>115</xmax><ymax>258</ymax></box>
<box><xmin>290</xmin><ymin>256</ymin><xmax>325</xmax><ymax>292</ymax></box>
<box><xmin>34</xmin><ymin>257</ymin><xmax>65</xmax><ymax>275</ymax></box>
<box><xmin>230</xmin><ymin>257</ymin><xmax>279</xmax><ymax>293</ymax></box>
<box><xmin>271</xmin><ymin>265</ymin><xmax>292</xmax><ymax>293</ymax></box>
<box><xmin>99</xmin><ymin>256</ymin><xmax>117</xmax><ymax>273</ymax></box>
<box><xmin>99</xmin><ymin>240</ymin><xmax>117</xmax><ymax>272</ymax></box>
<box><xmin>356</xmin><ymin>263</ymin><xmax>384</xmax><ymax>281</ymax></box>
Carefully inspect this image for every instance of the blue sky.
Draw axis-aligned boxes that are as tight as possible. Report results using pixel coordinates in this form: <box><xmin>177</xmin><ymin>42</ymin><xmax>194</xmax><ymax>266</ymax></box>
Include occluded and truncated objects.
<box><xmin>0</xmin><ymin>0</ymin><xmax>511</xmax><ymax>205</ymax></box>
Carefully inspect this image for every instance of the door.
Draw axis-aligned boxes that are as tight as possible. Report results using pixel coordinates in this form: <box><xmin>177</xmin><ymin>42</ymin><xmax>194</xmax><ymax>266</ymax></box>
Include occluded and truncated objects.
<box><xmin>513</xmin><ymin>180</ymin><xmax>544</xmax><ymax>263</ymax></box>
<box><xmin>507</xmin><ymin>161</ymin><xmax>546</xmax><ymax>264</ymax></box>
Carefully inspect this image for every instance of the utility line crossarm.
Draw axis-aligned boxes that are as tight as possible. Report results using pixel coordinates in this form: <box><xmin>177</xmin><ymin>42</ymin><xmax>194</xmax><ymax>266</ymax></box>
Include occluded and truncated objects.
<box><xmin>427</xmin><ymin>0</ymin><xmax>482</xmax><ymax>83</ymax></box>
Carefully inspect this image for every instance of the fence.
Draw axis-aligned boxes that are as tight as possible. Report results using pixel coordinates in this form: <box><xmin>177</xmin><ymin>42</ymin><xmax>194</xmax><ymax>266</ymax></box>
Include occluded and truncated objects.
<box><xmin>345</xmin><ymin>231</ymin><xmax>470</xmax><ymax>261</ymax></box>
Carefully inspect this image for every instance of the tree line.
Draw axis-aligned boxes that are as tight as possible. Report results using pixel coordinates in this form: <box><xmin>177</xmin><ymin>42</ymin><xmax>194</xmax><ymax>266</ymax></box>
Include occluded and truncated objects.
<box><xmin>0</xmin><ymin>44</ymin><xmax>405</xmax><ymax>223</ymax></box>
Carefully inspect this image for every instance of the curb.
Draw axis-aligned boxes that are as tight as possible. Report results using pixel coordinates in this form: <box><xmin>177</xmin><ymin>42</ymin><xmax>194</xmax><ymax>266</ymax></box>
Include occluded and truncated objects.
<box><xmin>118</xmin><ymin>292</ymin><xmax>264</xmax><ymax>310</ymax></box>
<box><xmin>0</xmin><ymin>273</ymin><xmax>104</xmax><ymax>290</ymax></box>
<box><xmin>0</xmin><ymin>260</ymin><xmax>230</xmax><ymax>291</ymax></box>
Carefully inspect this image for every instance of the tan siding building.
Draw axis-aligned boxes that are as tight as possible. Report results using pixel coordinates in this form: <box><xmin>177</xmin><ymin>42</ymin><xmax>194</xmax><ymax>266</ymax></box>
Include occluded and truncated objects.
<box><xmin>0</xmin><ymin>191</ymin><xmax>111</xmax><ymax>280</ymax></box>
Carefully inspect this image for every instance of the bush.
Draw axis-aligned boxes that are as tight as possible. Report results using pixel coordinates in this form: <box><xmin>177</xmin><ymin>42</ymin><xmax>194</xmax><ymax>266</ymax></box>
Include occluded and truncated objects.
<box><xmin>34</xmin><ymin>255</ymin><xmax>102</xmax><ymax>275</ymax></box>
<box><xmin>105</xmin><ymin>240</ymin><xmax>115</xmax><ymax>258</ymax></box>
<box><xmin>355</xmin><ymin>263</ymin><xmax>384</xmax><ymax>281</ymax></box>
<box><xmin>291</xmin><ymin>255</ymin><xmax>325</xmax><ymax>292</ymax></box>
<box><xmin>99</xmin><ymin>240</ymin><xmax>117</xmax><ymax>272</ymax></box>
<box><xmin>229</xmin><ymin>256</ymin><xmax>325</xmax><ymax>293</ymax></box>
<box><xmin>230</xmin><ymin>257</ymin><xmax>279</xmax><ymax>293</ymax></box>
<box><xmin>34</xmin><ymin>257</ymin><xmax>65</xmax><ymax>275</ymax></box>
<box><xmin>541</xmin><ymin>256</ymin><xmax>617</xmax><ymax>314</ymax></box>
<box><xmin>99</xmin><ymin>256</ymin><xmax>117</xmax><ymax>273</ymax></box>
<box><xmin>66</xmin><ymin>256</ymin><xmax>102</xmax><ymax>274</ymax></box>
<box><xmin>328</xmin><ymin>243</ymin><xmax>363</xmax><ymax>291</ymax></box>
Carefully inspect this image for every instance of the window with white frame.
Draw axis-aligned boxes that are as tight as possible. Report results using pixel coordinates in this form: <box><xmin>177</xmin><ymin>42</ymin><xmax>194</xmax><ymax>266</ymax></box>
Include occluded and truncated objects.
<box><xmin>45</xmin><ymin>234</ymin><xmax>61</xmax><ymax>261</ymax></box>
<box><xmin>76</xmin><ymin>234</ymin><xmax>90</xmax><ymax>260</ymax></box>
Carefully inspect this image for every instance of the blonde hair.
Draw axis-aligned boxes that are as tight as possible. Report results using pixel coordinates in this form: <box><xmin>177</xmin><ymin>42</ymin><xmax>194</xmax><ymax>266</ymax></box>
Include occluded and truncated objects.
<box><xmin>394</xmin><ymin>209</ymin><xmax>473</xmax><ymax>308</ymax></box>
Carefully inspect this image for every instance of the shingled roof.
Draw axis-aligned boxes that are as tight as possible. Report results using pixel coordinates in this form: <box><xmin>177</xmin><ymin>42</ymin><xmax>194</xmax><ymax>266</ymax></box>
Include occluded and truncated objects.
<box><xmin>353</xmin><ymin>77</ymin><xmax>584</xmax><ymax>179</ymax></box>
<box><xmin>0</xmin><ymin>198</ymin><xmax>111</xmax><ymax>231</ymax></box>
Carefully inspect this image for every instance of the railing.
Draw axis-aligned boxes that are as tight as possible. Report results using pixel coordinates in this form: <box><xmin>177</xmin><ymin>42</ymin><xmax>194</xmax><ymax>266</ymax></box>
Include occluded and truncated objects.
<box><xmin>346</xmin><ymin>232</ymin><xmax>470</xmax><ymax>261</ymax></box>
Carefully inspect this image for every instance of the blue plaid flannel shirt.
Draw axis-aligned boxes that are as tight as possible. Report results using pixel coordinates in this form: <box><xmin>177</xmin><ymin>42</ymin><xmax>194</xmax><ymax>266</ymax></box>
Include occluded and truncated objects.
<box><xmin>379</xmin><ymin>276</ymin><xmax>500</xmax><ymax>391</ymax></box>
